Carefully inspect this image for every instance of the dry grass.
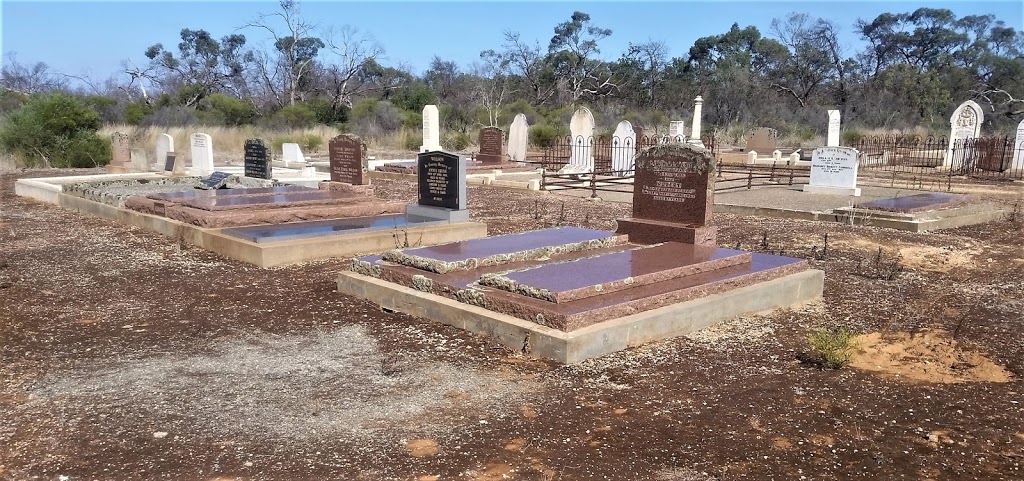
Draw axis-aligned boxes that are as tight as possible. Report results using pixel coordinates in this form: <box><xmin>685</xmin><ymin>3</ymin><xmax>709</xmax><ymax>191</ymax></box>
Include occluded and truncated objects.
<box><xmin>0</xmin><ymin>152</ymin><xmax>17</xmax><ymax>172</ymax></box>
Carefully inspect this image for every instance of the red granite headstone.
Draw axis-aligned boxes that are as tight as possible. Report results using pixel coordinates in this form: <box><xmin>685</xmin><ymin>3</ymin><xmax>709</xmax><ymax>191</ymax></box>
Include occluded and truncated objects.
<box><xmin>616</xmin><ymin>143</ymin><xmax>717</xmax><ymax>246</ymax></box>
<box><xmin>329</xmin><ymin>134</ymin><xmax>368</xmax><ymax>184</ymax></box>
<box><xmin>477</xmin><ymin>127</ymin><xmax>504</xmax><ymax>164</ymax></box>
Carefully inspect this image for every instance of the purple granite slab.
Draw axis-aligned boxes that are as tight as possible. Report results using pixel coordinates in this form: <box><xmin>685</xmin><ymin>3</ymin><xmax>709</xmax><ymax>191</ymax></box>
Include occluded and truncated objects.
<box><xmin>148</xmin><ymin>185</ymin><xmax>313</xmax><ymax>201</ymax></box>
<box><xmin>855</xmin><ymin>193</ymin><xmax>970</xmax><ymax>213</ymax></box>
<box><xmin>180</xmin><ymin>190</ymin><xmax>363</xmax><ymax>211</ymax></box>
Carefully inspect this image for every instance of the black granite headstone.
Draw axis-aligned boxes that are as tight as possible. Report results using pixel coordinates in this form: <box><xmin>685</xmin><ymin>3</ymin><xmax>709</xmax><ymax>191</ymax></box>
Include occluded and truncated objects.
<box><xmin>163</xmin><ymin>153</ymin><xmax>176</xmax><ymax>172</ymax></box>
<box><xmin>197</xmin><ymin>171</ymin><xmax>233</xmax><ymax>190</ymax></box>
<box><xmin>417</xmin><ymin>151</ymin><xmax>461</xmax><ymax>210</ymax></box>
<box><xmin>244</xmin><ymin>138</ymin><xmax>271</xmax><ymax>179</ymax></box>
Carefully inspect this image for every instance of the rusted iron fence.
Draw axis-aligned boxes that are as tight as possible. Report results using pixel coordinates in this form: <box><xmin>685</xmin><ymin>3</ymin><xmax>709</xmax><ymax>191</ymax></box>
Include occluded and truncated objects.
<box><xmin>852</xmin><ymin>135</ymin><xmax>1024</xmax><ymax>180</ymax></box>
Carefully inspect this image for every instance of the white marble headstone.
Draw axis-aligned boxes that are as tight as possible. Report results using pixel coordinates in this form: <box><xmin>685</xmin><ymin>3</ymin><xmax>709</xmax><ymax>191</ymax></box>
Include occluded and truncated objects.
<box><xmin>567</xmin><ymin>107</ymin><xmax>595</xmax><ymax>169</ymax></box>
<box><xmin>611</xmin><ymin>120</ymin><xmax>636</xmax><ymax>176</ymax></box>
<box><xmin>1012</xmin><ymin>119</ymin><xmax>1024</xmax><ymax>170</ymax></box>
<box><xmin>156</xmin><ymin>133</ymin><xmax>174</xmax><ymax>172</ymax></box>
<box><xmin>190</xmin><ymin>133</ymin><xmax>214</xmax><ymax>176</ymax></box>
<box><xmin>803</xmin><ymin>146</ymin><xmax>861</xmax><ymax>196</ymax></box>
<box><xmin>944</xmin><ymin>100</ymin><xmax>983</xmax><ymax>167</ymax></box>
<box><xmin>668</xmin><ymin>121</ymin><xmax>686</xmax><ymax>142</ymax></box>
<box><xmin>507</xmin><ymin>113</ymin><xmax>529</xmax><ymax>162</ymax></box>
<box><xmin>827</xmin><ymin>110</ymin><xmax>841</xmax><ymax>147</ymax></box>
<box><xmin>420</xmin><ymin>105</ymin><xmax>441</xmax><ymax>152</ymax></box>
<box><xmin>282</xmin><ymin>143</ymin><xmax>305</xmax><ymax>163</ymax></box>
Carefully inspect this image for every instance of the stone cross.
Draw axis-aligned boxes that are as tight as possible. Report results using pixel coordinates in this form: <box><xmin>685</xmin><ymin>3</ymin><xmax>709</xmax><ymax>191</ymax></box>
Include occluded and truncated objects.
<box><xmin>944</xmin><ymin>100</ymin><xmax>983</xmax><ymax>167</ymax></box>
<box><xmin>420</xmin><ymin>105</ymin><xmax>441</xmax><ymax>152</ymax></box>
<box><xmin>190</xmin><ymin>133</ymin><xmax>214</xmax><ymax>176</ymax></box>
<box><xmin>507</xmin><ymin>113</ymin><xmax>529</xmax><ymax>162</ymax></box>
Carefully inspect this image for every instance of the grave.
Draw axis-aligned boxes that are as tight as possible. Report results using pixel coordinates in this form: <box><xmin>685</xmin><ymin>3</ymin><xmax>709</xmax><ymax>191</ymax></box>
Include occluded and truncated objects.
<box><xmin>746</xmin><ymin>128</ymin><xmax>778</xmax><ymax>153</ymax></box>
<box><xmin>827</xmin><ymin>110</ymin><xmax>841</xmax><ymax>147</ymax></box>
<box><xmin>477</xmin><ymin>127</ymin><xmax>504</xmax><ymax>164</ymax></box>
<box><xmin>829</xmin><ymin>192</ymin><xmax>1005</xmax><ymax>232</ymax></box>
<box><xmin>244</xmin><ymin>138</ymin><xmax>272</xmax><ymax>179</ymax></box>
<box><xmin>1012</xmin><ymin>119</ymin><xmax>1024</xmax><ymax>170</ymax></box>
<box><xmin>325</xmin><ymin>134</ymin><xmax>373</xmax><ymax>195</ymax></box>
<box><xmin>107</xmin><ymin>132</ymin><xmax>130</xmax><ymax>173</ymax></box>
<box><xmin>802</xmin><ymin>146</ymin><xmax>861</xmax><ymax>196</ymax></box>
<box><xmin>611</xmin><ymin>120</ymin><xmax>636</xmax><ymax>176</ymax></box>
<box><xmin>406</xmin><ymin>150</ymin><xmax>469</xmax><ymax>222</ymax></box>
<box><xmin>156</xmin><ymin>133</ymin><xmax>174</xmax><ymax>172</ymax></box>
<box><xmin>668</xmin><ymin>121</ymin><xmax>686</xmax><ymax>142</ymax></box>
<box><xmin>130</xmin><ymin>148</ymin><xmax>149</xmax><ymax>171</ymax></box>
<box><xmin>339</xmin><ymin>141</ymin><xmax>822</xmax><ymax>363</ymax></box>
<box><xmin>191</xmin><ymin>133</ymin><xmax>214</xmax><ymax>176</ymax></box>
<box><xmin>562</xmin><ymin>107</ymin><xmax>595</xmax><ymax>174</ymax></box>
<box><xmin>282</xmin><ymin>143</ymin><xmax>305</xmax><ymax>163</ymax></box>
<box><xmin>421</xmin><ymin>105</ymin><xmax>441</xmax><ymax>152</ymax></box>
<box><xmin>507</xmin><ymin>114</ymin><xmax>529</xmax><ymax>162</ymax></box>
<box><xmin>944</xmin><ymin>100</ymin><xmax>983</xmax><ymax>167</ymax></box>
<box><xmin>688</xmin><ymin>96</ymin><xmax>704</xmax><ymax>147</ymax></box>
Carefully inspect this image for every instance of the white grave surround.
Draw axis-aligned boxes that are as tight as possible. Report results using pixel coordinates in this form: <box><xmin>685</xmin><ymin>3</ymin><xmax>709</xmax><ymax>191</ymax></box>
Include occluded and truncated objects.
<box><xmin>507</xmin><ymin>113</ymin><xmax>529</xmax><ymax>162</ymax></box>
<box><xmin>282</xmin><ymin>143</ymin><xmax>305</xmax><ymax>164</ymax></box>
<box><xmin>1012</xmin><ymin>118</ymin><xmax>1024</xmax><ymax>170</ymax></box>
<box><xmin>155</xmin><ymin>133</ymin><xmax>174</xmax><ymax>172</ymax></box>
<box><xmin>190</xmin><ymin>133</ymin><xmax>214</xmax><ymax>176</ymax></box>
<box><xmin>827</xmin><ymin>110</ymin><xmax>841</xmax><ymax>147</ymax></box>
<box><xmin>563</xmin><ymin>107</ymin><xmax>595</xmax><ymax>172</ymax></box>
<box><xmin>803</xmin><ymin>146</ymin><xmax>861</xmax><ymax>196</ymax></box>
<box><xmin>420</xmin><ymin>105</ymin><xmax>441</xmax><ymax>152</ymax></box>
<box><xmin>944</xmin><ymin>100</ymin><xmax>983</xmax><ymax>167</ymax></box>
<box><xmin>611</xmin><ymin>120</ymin><xmax>636</xmax><ymax>176</ymax></box>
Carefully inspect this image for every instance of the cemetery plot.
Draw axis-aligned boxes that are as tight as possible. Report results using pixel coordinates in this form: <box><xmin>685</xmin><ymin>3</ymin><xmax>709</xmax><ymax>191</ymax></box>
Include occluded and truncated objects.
<box><xmin>221</xmin><ymin>213</ymin><xmax>444</xmax><ymax>243</ymax></box>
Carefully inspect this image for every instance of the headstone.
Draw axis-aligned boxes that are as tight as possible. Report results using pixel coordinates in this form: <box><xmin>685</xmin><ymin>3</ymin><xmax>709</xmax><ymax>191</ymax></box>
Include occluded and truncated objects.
<box><xmin>406</xmin><ymin>150</ymin><xmax>468</xmax><ymax>222</ymax></box>
<box><xmin>164</xmin><ymin>153</ymin><xmax>177</xmax><ymax>172</ymax></box>
<box><xmin>197</xmin><ymin>171</ymin><xmax>232</xmax><ymax>190</ymax></box>
<box><xmin>1013</xmin><ymin>119</ymin><xmax>1024</xmax><ymax>170</ymax></box>
<box><xmin>611</xmin><ymin>120</ymin><xmax>636</xmax><ymax>176</ymax></box>
<box><xmin>244</xmin><ymin>138</ymin><xmax>271</xmax><ymax>179</ymax></box>
<box><xmin>477</xmin><ymin>127</ymin><xmax>504</xmax><ymax>164</ymax></box>
<box><xmin>668</xmin><ymin>121</ymin><xmax>686</xmax><ymax>142</ymax></box>
<box><xmin>803</xmin><ymin>146</ymin><xmax>861</xmax><ymax>196</ymax></box>
<box><xmin>567</xmin><ymin>107</ymin><xmax>595</xmax><ymax>169</ymax></box>
<box><xmin>688</xmin><ymin>96</ymin><xmax>705</xmax><ymax>147</ymax></box>
<box><xmin>190</xmin><ymin>133</ymin><xmax>214</xmax><ymax>176</ymax></box>
<box><xmin>826</xmin><ymin>110</ymin><xmax>841</xmax><ymax>147</ymax></box>
<box><xmin>155</xmin><ymin>133</ymin><xmax>174</xmax><ymax>171</ymax></box>
<box><xmin>615</xmin><ymin>143</ymin><xmax>717</xmax><ymax>246</ymax></box>
<box><xmin>171</xmin><ymin>154</ymin><xmax>186</xmax><ymax>176</ymax></box>
<box><xmin>746</xmin><ymin>128</ymin><xmax>778</xmax><ymax>152</ymax></box>
<box><xmin>282</xmin><ymin>143</ymin><xmax>305</xmax><ymax>163</ymax></box>
<box><xmin>328</xmin><ymin>134</ymin><xmax>368</xmax><ymax>184</ymax></box>
<box><xmin>944</xmin><ymin>100</ymin><xmax>983</xmax><ymax>167</ymax></box>
<box><xmin>111</xmin><ymin>132</ymin><xmax>130</xmax><ymax>166</ymax></box>
<box><xmin>507</xmin><ymin>113</ymin><xmax>529</xmax><ymax>162</ymax></box>
<box><xmin>130</xmin><ymin>148</ymin><xmax>149</xmax><ymax>171</ymax></box>
<box><xmin>420</xmin><ymin>105</ymin><xmax>441</xmax><ymax>152</ymax></box>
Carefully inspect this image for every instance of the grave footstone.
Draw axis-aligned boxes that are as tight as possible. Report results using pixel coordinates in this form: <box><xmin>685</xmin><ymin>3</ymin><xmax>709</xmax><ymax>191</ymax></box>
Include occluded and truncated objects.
<box><xmin>406</xmin><ymin>150</ymin><xmax>468</xmax><ymax>222</ymax></box>
<box><xmin>746</xmin><ymin>128</ymin><xmax>778</xmax><ymax>153</ymax></box>
<box><xmin>566</xmin><ymin>108</ymin><xmax>595</xmax><ymax>170</ymax></box>
<box><xmin>507</xmin><ymin>114</ymin><xmax>529</xmax><ymax>162</ymax></box>
<box><xmin>155</xmin><ymin>133</ymin><xmax>174</xmax><ymax>172</ymax></box>
<box><xmin>111</xmin><ymin>132</ymin><xmax>130</xmax><ymax>167</ymax></box>
<box><xmin>802</xmin><ymin>146</ymin><xmax>861</xmax><ymax>196</ymax></box>
<box><xmin>477</xmin><ymin>127</ymin><xmax>504</xmax><ymax>164</ymax></box>
<box><xmin>615</xmin><ymin>143</ymin><xmax>717</xmax><ymax>246</ymax></box>
<box><xmin>282</xmin><ymin>143</ymin><xmax>305</xmax><ymax>163</ymax></box>
<box><xmin>611</xmin><ymin>120</ymin><xmax>636</xmax><ymax>176</ymax></box>
<box><xmin>244</xmin><ymin>138</ymin><xmax>271</xmax><ymax>179</ymax></box>
<box><xmin>421</xmin><ymin>105</ymin><xmax>441</xmax><ymax>152</ymax></box>
<box><xmin>944</xmin><ymin>100</ymin><xmax>983</xmax><ymax>167</ymax></box>
<box><xmin>190</xmin><ymin>133</ymin><xmax>214</xmax><ymax>176</ymax></box>
<box><xmin>1013</xmin><ymin>119</ymin><xmax>1024</xmax><ymax>170</ymax></box>
<box><xmin>827</xmin><ymin>110</ymin><xmax>841</xmax><ymax>147</ymax></box>
<box><xmin>328</xmin><ymin>134</ymin><xmax>368</xmax><ymax>184</ymax></box>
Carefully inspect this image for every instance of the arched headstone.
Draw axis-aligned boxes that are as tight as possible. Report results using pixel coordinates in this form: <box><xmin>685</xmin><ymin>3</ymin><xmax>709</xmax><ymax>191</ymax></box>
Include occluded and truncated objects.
<box><xmin>611</xmin><ymin>120</ymin><xmax>636</xmax><ymax>176</ymax></box>
<box><xmin>190</xmin><ymin>133</ymin><xmax>214</xmax><ymax>176</ymax></box>
<box><xmin>507</xmin><ymin>114</ymin><xmax>529</xmax><ymax>162</ymax></box>
<box><xmin>944</xmin><ymin>100</ymin><xmax>983</xmax><ymax>167</ymax></box>
<box><xmin>567</xmin><ymin>107</ymin><xmax>594</xmax><ymax>170</ymax></box>
<box><xmin>1012</xmin><ymin>118</ymin><xmax>1024</xmax><ymax>171</ymax></box>
<box><xmin>156</xmin><ymin>133</ymin><xmax>174</xmax><ymax>172</ymax></box>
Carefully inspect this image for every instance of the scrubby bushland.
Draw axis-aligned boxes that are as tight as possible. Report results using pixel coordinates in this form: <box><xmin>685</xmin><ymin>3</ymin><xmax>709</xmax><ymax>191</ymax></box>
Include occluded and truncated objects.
<box><xmin>0</xmin><ymin>92</ymin><xmax>110</xmax><ymax>167</ymax></box>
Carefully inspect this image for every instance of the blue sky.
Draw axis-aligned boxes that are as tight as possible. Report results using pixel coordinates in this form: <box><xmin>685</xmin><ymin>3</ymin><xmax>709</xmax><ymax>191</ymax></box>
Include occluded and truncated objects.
<box><xmin>2</xmin><ymin>1</ymin><xmax>1023</xmax><ymax>86</ymax></box>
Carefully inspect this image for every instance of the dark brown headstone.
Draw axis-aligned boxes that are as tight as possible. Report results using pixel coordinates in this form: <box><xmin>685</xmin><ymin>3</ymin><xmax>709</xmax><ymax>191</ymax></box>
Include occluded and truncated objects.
<box><xmin>477</xmin><ymin>127</ymin><xmax>504</xmax><ymax>164</ymax></box>
<box><xmin>616</xmin><ymin>143</ymin><xmax>717</xmax><ymax>246</ymax></box>
<box><xmin>111</xmin><ymin>132</ymin><xmax>130</xmax><ymax>166</ymax></box>
<box><xmin>329</xmin><ymin>134</ymin><xmax>368</xmax><ymax>184</ymax></box>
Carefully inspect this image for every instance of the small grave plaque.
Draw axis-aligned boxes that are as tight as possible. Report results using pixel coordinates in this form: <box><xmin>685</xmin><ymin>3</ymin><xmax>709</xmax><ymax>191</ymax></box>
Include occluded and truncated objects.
<box><xmin>632</xmin><ymin>144</ymin><xmax>714</xmax><ymax>226</ymax></box>
<box><xmin>197</xmin><ymin>171</ymin><xmax>232</xmax><ymax>190</ymax></box>
<box><xmin>417</xmin><ymin>151</ymin><xmax>463</xmax><ymax>210</ymax></box>
<box><xmin>164</xmin><ymin>153</ymin><xmax>176</xmax><ymax>172</ymax></box>
<box><xmin>477</xmin><ymin>127</ymin><xmax>504</xmax><ymax>164</ymax></box>
<box><xmin>244</xmin><ymin>138</ymin><xmax>271</xmax><ymax>179</ymax></box>
<box><xmin>328</xmin><ymin>134</ymin><xmax>367</xmax><ymax>184</ymax></box>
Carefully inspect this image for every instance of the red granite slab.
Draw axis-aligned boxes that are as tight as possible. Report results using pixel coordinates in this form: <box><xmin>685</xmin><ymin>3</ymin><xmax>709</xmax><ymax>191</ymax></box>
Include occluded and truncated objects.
<box><xmin>180</xmin><ymin>190</ymin><xmax>366</xmax><ymax>211</ymax></box>
<box><xmin>165</xmin><ymin>199</ymin><xmax>405</xmax><ymax>228</ymax></box>
<box><xmin>855</xmin><ymin>193</ymin><xmax>971</xmax><ymax>213</ymax></box>
<box><xmin>482</xmin><ymin>243</ymin><xmax>752</xmax><ymax>303</ymax></box>
<box><xmin>147</xmin><ymin>185</ymin><xmax>313</xmax><ymax>201</ymax></box>
<box><xmin>616</xmin><ymin>218</ymin><xmax>717</xmax><ymax>246</ymax></box>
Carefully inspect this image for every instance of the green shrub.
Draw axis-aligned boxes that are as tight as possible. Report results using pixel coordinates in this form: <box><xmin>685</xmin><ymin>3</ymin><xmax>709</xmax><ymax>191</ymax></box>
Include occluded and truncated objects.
<box><xmin>529</xmin><ymin>123</ymin><xmax>566</xmax><ymax>148</ymax></box>
<box><xmin>443</xmin><ymin>131</ymin><xmax>470</xmax><ymax>151</ymax></box>
<box><xmin>497</xmin><ymin>99</ymin><xmax>538</xmax><ymax>126</ymax></box>
<box><xmin>404</xmin><ymin>131</ymin><xmax>423</xmax><ymax>151</ymax></box>
<box><xmin>841</xmin><ymin>129</ymin><xmax>865</xmax><ymax>145</ymax></box>
<box><xmin>0</xmin><ymin>92</ymin><xmax>110</xmax><ymax>167</ymax></box>
<box><xmin>202</xmin><ymin>94</ymin><xmax>257</xmax><ymax>126</ymax></box>
<box><xmin>304</xmin><ymin>98</ymin><xmax>349</xmax><ymax>125</ymax></box>
<box><xmin>402</xmin><ymin>110</ymin><xmax>422</xmax><ymax>130</ymax></box>
<box><xmin>301</xmin><ymin>133</ymin><xmax>323</xmax><ymax>153</ymax></box>
<box><xmin>271</xmin><ymin>104</ymin><xmax>316</xmax><ymax>129</ymax></box>
<box><xmin>351</xmin><ymin>99</ymin><xmax>402</xmax><ymax>137</ymax></box>
<box><xmin>805</xmin><ymin>327</ymin><xmax>858</xmax><ymax>370</ymax></box>
<box><xmin>0</xmin><ymin>89</ymin><xmax>29</xmax><ymax>115</ymax></box>
<box><xmin>392</xmin><ymin>82</ymin><xmax>435</xmax><ymax>112</ymax></box>
<box><xmin>123</xmin><ymin>102</ymin><xmax>153</xmax><ymax>125</ymax></box>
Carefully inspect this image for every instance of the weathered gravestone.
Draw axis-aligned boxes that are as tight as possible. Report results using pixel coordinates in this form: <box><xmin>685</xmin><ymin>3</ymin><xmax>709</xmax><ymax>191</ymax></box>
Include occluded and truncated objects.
<box><xmin>564</xmin><ymin>107</ymin><xmax>595</xmax><ymax>172</ymax></box>
<box><xmin>688</xmin><ymin>96</ymin><xmax>705</xmax><ymax>147</ymax></box>
<box><xmin>944</xmin><ymin>100</ymin><xmax>983</xmax><ymax>167</ymax></box>
<box><xmin>196</xmin><ymin>171</ymin><xmax>232</xmax><ymax>190</ymax></box>
<box><xmin>477</xmin><ymin>127</ymin><xmax>504</xmax><ymax>164</ymax></box>
<box><xmin>668</xmin><ymin>121</ymin><xmax>686</xmax><ymax>142</ymax></box>
<box><xmin>1013</xmin><ymin>119</ymin><xmax>1024</xmax><ymax>170</ymax></box>
<box><xmin>155</xmin><ymin>133</ymin><xmax>174</xmax><ymax>171</ymax></box>
<box><xmin>190</xmin><ymin>133</ymin><xmax>214</xmax><ymax>176</ymax></box>
<box><xmin>406</xmin><ymin>150</ymin><xmax>468</xmax><ymax>222</ymax></box>
<box><xmin>110</xmin><ymin>132</ymin><xmax>130</xmax><ymax>166</ymax></box>
<box><xmin>615</xmin><ymin>143</ymin><xmax>717</xmax><ymax>246</ymax></box>
<box><xmin>244</xmin><ymin>138</ymin><xmax>271</xmax><ymax>179</ymax></box>
<box><xmin>328</xmin><ymin>134</ymin><xmax>368</xmax><ymax>184</ymax></box>
<box><xmin>746</xmin><ymin>128</ymin><xmax>778</xmax><ymax>153</ymax></box>
<box><xmin>282</xmin><ymin>143</ymin><xmax>305</xmax><ymax>163</ymax></box>
<box><xmin>827</xmin><ymin>110</ymin><xmax>841</xmax><ymax>147</ymax></box>
<box><xmin>507</xmin><ymin>114</ymin><xmax>529</xmax><ymax>162</ymax></box>
<box><xmin>611</xmin><ymin>120</ymin><xmax>636</xmax><ymax>176</ymax></box>
<box><xmin>421</xmin><ymin>105</ymin><xmax>441</xmax><ymax>152</ymax></box>
<box><xmin>130</xmin><ymin>148</ymin><xmax>149</xmax><ymax>171</ymax></box>
<box><xmin>802</xmin><ymin>146</ymin><xmax>861</xmax><ymax>196</ymax></box>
